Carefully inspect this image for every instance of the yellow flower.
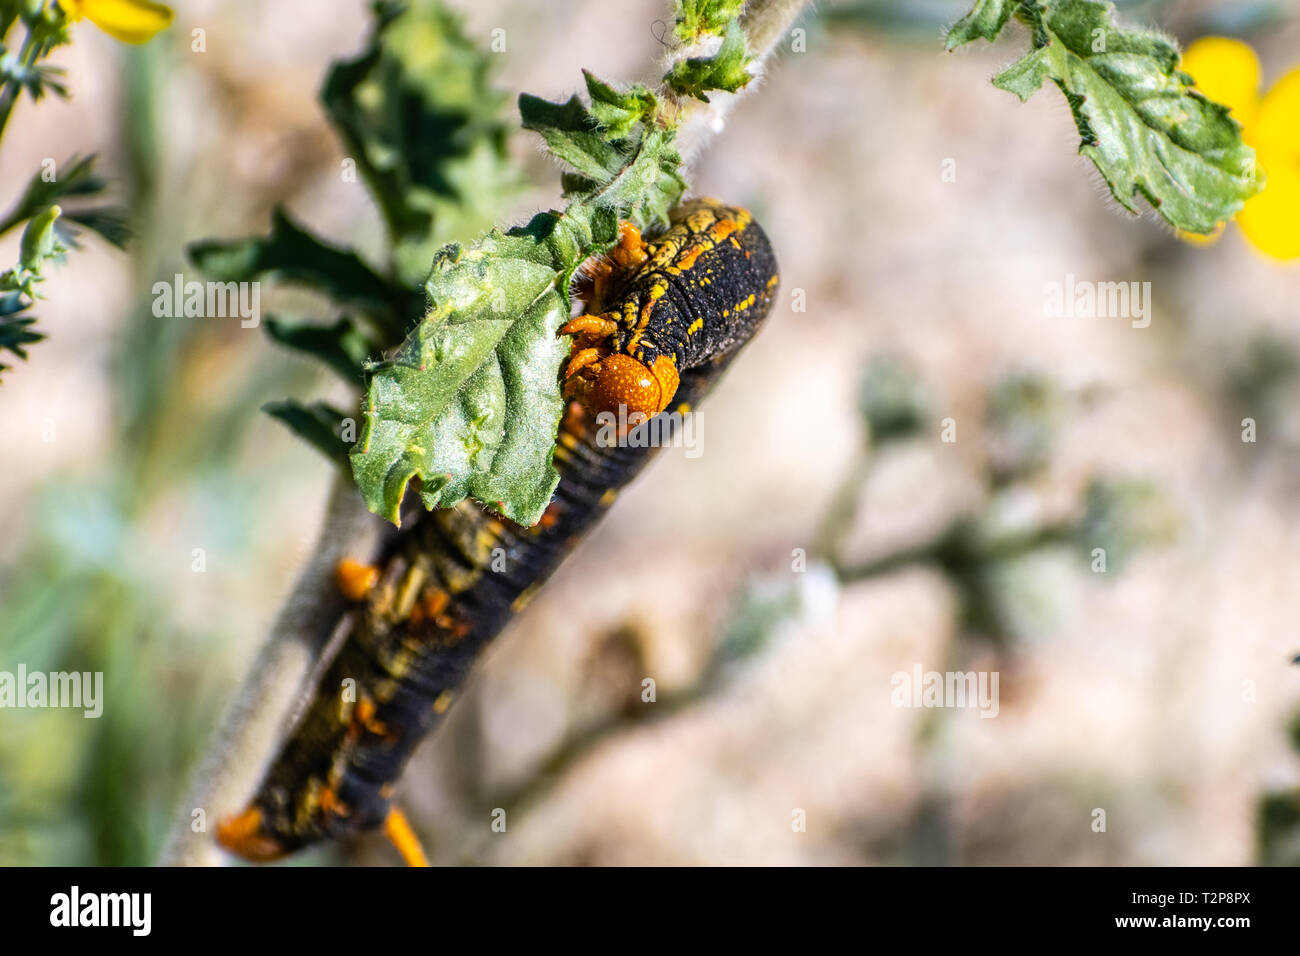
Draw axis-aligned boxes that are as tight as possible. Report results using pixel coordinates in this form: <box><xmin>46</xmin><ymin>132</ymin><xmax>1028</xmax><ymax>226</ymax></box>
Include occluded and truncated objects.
<box><xmin>1180</xmin><ymin>37</ymin><xmax>1300</xmax><ymax>261</ymax></box>
<box><xmin>61</xmin><ymin>0</ymin><xmax>174</xmax><ymax>45</ymax></box>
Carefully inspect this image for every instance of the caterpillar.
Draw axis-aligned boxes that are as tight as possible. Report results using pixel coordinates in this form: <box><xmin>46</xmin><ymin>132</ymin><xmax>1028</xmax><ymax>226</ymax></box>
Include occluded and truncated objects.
<box><xmin>216</xmin><ymin>198</ymin><xmax>779</xmax><ymax>864</ymax></box>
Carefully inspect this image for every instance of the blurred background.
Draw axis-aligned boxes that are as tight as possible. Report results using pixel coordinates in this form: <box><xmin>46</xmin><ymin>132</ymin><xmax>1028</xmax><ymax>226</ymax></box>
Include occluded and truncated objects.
<box><xmin>1</xmin><ymin>0</ymin><xmax>1299</xmax><ymax>866</ymax></box>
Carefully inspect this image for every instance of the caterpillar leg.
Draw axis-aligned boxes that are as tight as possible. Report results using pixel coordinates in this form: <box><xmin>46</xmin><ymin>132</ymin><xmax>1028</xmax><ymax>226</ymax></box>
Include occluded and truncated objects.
<box><xmin>564</xmin><ymin>347</ymin><xmax>608</xmax><ymax>381</ymax></box>
<box><xmin>608</xmin><ymin>220</ymin><xmax>648</xmax><ymax>271</ymax></box>
<box><xmin>216</xmin><ymin>806</ymin><xmax>286</xmax><ymax>862</ymax></box>
<box><xmin>383</xmin><ymin>807</ymin><xmax>430</xmax><ymax>867</ymax></box>
<box><xmin>558</xmin><ymin>314</ymin><xmax>619</xmax><ymax>338</ymax></box>
<box><xmin>335</xmin><ymin>558</ymin><xmax>379</xmax><ymax>602</ymax></box>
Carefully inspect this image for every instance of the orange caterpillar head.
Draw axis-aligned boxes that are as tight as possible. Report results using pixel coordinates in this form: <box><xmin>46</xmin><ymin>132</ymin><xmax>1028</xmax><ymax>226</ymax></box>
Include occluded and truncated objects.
<box><xmin>565</xmin><ymin>350</ymin><xmax>680</xmax><ymax>420</ymax></box>
<box><xmin>589</xmin><ymin>353</ymin><xmax>680</xmax><ymax>419</ymax></box>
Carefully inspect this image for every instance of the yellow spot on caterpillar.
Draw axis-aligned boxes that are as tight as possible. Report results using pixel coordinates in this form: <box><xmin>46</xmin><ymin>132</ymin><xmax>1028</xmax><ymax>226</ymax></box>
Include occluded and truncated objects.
<box><xmin>433</xmin><ymin>691</ymin><xmax>455</xmax><ymax>715</ymax></box>
<box><xmin>512</xmin><ymin>582</ymin><xmax>541</xmax><ymax>612</ymax></box>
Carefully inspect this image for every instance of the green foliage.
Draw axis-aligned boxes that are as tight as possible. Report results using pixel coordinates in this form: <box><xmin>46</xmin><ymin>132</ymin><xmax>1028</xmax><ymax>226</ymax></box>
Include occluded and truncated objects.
<box><xmin>188</xmin><ymin>207</ymin><xmax>418</xmax><ymax>345</ymax></box>
<box><xmin>0</xmin><ymin>0</ymin><xmax>133</xmax><ymax>378</ymax></box>
<box><xmin>519</xmin><ymin>72</ymin><xmax>687</xmax><ymax>228</ymax></box>
<box><xmin>665</xmin><ymin>19</ymin><xmax>752</xmax><ymax>102</ymax></box>
<box><xmin>674</xmin><ymin>0</ymin><xmax>746</xmax><ymax>41</ymax></box>
<box><xmin>946</xmin><ymin>0</ymin><xmax>1015</xmax><ymax>46</ymax></box>
<box><xmin>984</xmin><ymin>371</ymin><xmax>1062</xmax><ymax>482</ymax></box>
<box><xmin>1258</xmin><ymin>787</ymin><xmax>1300</xmax><ymax>866</ymax></box>
<box><xmin>0</xmin><ymin>155</ymin><xmax>128</xmax><ymax>247</ymax></box>
<box><xmin>0</xmin><ymin>310</ymin><xmax>42</xmax><ymax>374</ymax></box>
<box><xmin>263</xmin><ymin>315</ymin><xmax>375</xmax><ymax>384</ymax></box>
<box><xmin>321</xmin><ymin>0</ymin><xmax>521</xmax><ymax>287</ymax></box>
<box><xmin>187</xmin><ymin>0</ymin><xmax>524</xmax><ymax>486</ymax></box>
<box><xmin>718</xmin><ymin>569</ymin><xmax>836</xmax><ymax>663</ymax></box>
<box><xmin>0</xmin><ymin>204</ymin><xmax>62</xmax><ymax>375</ymax></box>
<box><xmin>947</xmin><ymin>0</ymin><xmax>1264</xmax><ymax>234</ymax></box>
<box><xmin>0</xmin><ymin>1</ymin><xmax>72</xmax><ymax>122</ymax></box>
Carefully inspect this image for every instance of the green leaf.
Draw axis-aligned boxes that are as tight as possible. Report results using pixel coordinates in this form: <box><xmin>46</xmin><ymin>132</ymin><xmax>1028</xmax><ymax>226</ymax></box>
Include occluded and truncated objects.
<box><xmin>0</xmin><ymin>156</ymin><xmax>123</xmax><ymax>245</ymax></box>
<box><xmin>187</xmin><ymin>207</ymin><xmax>417</xmax><ymax>342</ymax></box>
<box><xmin>264</xmin><ymin>315</ymin><xmax>376</xmax><ymax>383</ymax></box>
<box><xmin>60</xmin><ymin>207</ymin><xmax>130</xmax><ymax>249</ymax></box>
<box><xmin>674</xmin><ymin>0</ymin><xmax>746</xmax><ymax>42</ymax></box>
<box><xmin>519</xmin><ymin>91</ymin><xmax>626</xmax><ymax>181</ymax></box>
<box><xmin>263</xmin><ymin>400</ymin><xmax>352</xmax><ymax>465</ymax></box>
<box><xmin>350</xmin><ymin>216</ymin><xmax>583</xmax><ymax>526</ymax></box>
<box><xmin>945</xmin><ymin>0</ymin><xmax>1015</xmax><ymax>49</ymax></box>
<box><xmin>950</xmin><ymin>0</ymin><xmax>1263</xmax><ymax>234</ymax></box>
<box><xmin>0</xmin><ymin>312</ymin><xmax>43</xmax><ymax>379</ymax></box>
<box><xmin>321</xmin><ymin>0</ymin><xmax>521</xmax><ymax>286</ymax></box>
<box><xmin>520</xmin><ymin>75</ymin><xmax>686</xmax><ymax>234</ymax></box>
<box><xmin>352</xmin><ymin>74</ymin><xmax>688</xmax><ymax>526</ymax></box>
<box><xmin>583</xmin><ymin>70</ymin><xmax>658</xmax><ymax>138</ymax></box>
<box><xmin>665</xmin><ymin>18</ymin><xmax>752</xmax><ymax>102</ymax></box>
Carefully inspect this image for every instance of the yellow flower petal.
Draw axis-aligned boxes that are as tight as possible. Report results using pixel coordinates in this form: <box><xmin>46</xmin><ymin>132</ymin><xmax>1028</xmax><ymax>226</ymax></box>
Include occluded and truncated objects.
<box><xmin>1176</xmin><ymin>222</ymin><xmax>1227</xmax><ymax>247</ymax></box>
<box><xmin>1181</xmin><ymin>36</ymin><xmax>1261</xmax><ymax>130</ymax></box>
<box><xmin>62</xmin><ymin>0</ymin><xmax>174</xmax><ymax>45</ymax></box>
<box><xmin>1238</xmin><ymin>164</ymin><xmax>1300</xmax><ymax>261</ymax></box>
<box><xmin>1253</xmin><ymin>67</ymin><xmax>1300</xmax><ymax>156</ymax></box>
<box><xmin>1240</xmin><ymin>66</ymin><xmax>1300</xmax><ymax>260</ymax></box>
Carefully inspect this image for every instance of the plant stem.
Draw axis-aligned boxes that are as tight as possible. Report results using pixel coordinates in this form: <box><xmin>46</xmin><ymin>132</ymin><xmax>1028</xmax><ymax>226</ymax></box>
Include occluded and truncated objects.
<box><xmin>0</xmin><ymin>27</ymin><xmax>41</xmax><ymax>142</ymax></box>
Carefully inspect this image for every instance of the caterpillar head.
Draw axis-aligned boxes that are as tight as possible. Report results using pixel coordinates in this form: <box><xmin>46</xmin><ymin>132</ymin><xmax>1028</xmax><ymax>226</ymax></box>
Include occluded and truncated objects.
<box><xmin>564</xmin><ymin>349</ymin><xmax>680</xmax><ymax>420</ymax></box>
<box><xmin>590</xmin><ymin>353</ymin><xmax>680</xmax><ymax>419</ymax></box>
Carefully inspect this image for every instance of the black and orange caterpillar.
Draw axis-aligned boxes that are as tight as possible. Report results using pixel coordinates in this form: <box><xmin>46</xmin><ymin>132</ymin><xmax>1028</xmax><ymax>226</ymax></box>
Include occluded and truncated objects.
<box><xmin>217</xmin><ymin>198</ymin><xmax>778</xmax><ymax>863</ymax></box>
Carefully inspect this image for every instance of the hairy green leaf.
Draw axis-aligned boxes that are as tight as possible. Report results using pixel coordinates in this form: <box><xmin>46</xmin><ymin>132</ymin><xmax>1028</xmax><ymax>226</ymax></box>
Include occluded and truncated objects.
<box><xmin>947</xmin><ymin>0</ymin><xmax>1263</xmax><ymax>233</ymax></box>
<box><xmin>665</xmin><ymin>19</ymin><xmax>752</xmax><ymax>103</ymax></box>
<box><xmin>350</xmin><ymin>216</ymin><xmax>583</xmax><ymax>526</ymax></box>
<box><xmin>945</xmin><ymin>0</ymin><xmax>1015</xmax><ymax>49</ymax></box>
<box><xmin>674</xmin><ymin>0</ymin><xmax>746</xmax><ymax>42</ymax></box>
<box><xmin>519</xmin><ymin>91</ymin><xmax>627</xmax><ymax>181</ymax></box>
